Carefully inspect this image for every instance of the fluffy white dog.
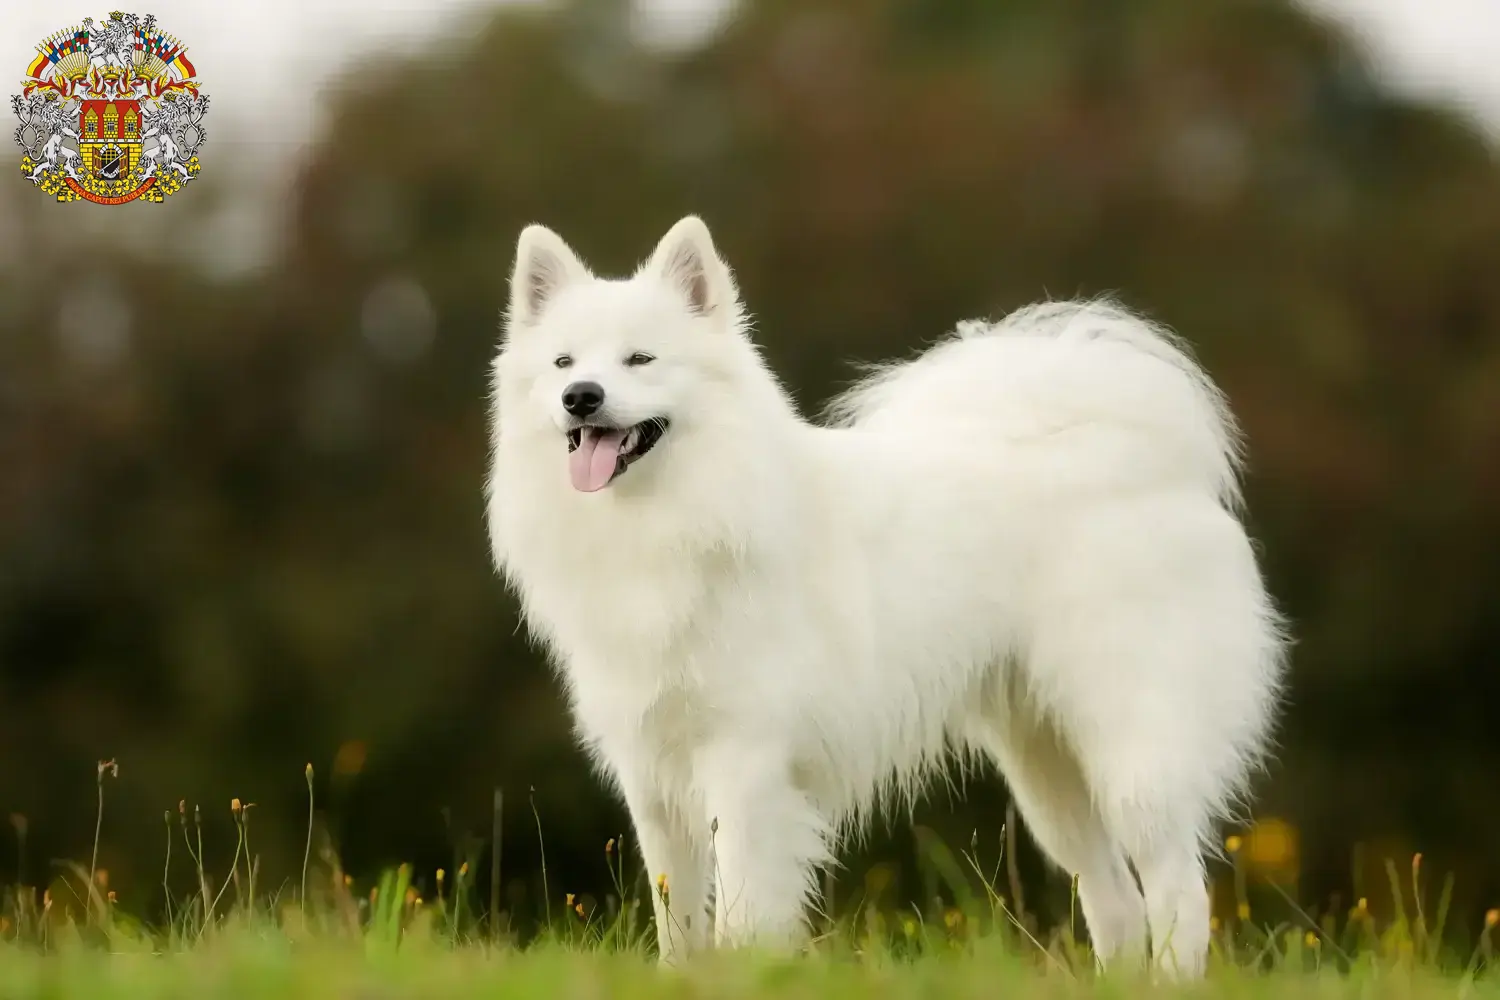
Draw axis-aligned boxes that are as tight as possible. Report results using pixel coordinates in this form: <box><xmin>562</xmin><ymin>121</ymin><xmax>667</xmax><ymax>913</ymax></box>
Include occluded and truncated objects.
<box><xmin>484</xmin><ymin>216</ymin><xmax>1285</xmax><ymax>975</ymax></box>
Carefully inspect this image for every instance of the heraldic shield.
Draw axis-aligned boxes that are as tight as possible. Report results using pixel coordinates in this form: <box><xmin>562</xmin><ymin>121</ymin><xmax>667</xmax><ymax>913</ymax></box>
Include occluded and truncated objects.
<box><xmin>13</xmin><ymin>11</ymin><xmax>208</xmax><ymax>204</ymax></box>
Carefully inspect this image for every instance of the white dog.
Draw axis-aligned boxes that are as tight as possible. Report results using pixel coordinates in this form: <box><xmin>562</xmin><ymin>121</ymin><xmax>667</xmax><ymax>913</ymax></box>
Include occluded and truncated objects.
<box><xmin>484</xmin><ymin>217</ymin><xmax>1285</xmax><ymax>974</ymax></box>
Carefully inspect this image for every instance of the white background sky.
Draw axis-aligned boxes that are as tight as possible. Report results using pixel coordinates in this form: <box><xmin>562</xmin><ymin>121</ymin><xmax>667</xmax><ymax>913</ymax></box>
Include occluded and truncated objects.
<box><xmin>2</xmin><ymin>0</ymin><xmax>725</xmax><ymax>141</ymax></box>
<box><xmin>5</xmin><ymin>0</ymin><xmax>1499</xmax><ymax>140</ymax></box>
<box><xmin>3</xmin><ymin>0</ymin><xmax>1497</xmax><ymax>274</ymax></box>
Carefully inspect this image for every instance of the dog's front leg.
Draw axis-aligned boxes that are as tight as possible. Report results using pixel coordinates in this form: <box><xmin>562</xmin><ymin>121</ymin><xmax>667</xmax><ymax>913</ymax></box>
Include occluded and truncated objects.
<box><xmin>617</xmin><ymin>775</ymin><xmax>711</xmax><ymax>963</ymax></box>
<box><xmin>697</xmin><ymin>741</ymin><xmax>832</xmax><ymax>950</ymax></box>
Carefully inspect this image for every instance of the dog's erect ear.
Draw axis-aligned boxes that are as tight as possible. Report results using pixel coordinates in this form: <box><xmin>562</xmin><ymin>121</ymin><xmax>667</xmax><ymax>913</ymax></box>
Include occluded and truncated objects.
<box><xmin>645</xmin><ymin>216</ymin><xmax>734</xmax><ymax>318</ymax></box>
<box><xmin>508</xmin><ymin>224</ymin><xmax>589</xmax><ymax>328</ymax></box>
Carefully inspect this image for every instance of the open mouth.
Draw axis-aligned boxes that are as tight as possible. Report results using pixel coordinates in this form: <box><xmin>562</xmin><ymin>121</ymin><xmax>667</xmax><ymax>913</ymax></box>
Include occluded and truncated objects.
<box><xmin>565</xmin><ymin>418</ymin><xmax>669</xmax><ymax>492</ymax></box>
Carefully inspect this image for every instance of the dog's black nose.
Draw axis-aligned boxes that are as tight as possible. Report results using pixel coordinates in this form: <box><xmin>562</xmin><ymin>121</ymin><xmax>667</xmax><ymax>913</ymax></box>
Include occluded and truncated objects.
<box><xmin>562</xmin><ymin>381</ymin><xmax>605</xmax><ymax>417</ymax></box>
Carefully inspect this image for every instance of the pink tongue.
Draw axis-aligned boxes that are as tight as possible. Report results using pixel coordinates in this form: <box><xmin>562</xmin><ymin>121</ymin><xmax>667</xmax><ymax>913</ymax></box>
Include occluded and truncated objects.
<box><xmin>569</xmin><ymin>428</ymin><xmax>628</xmax><ymax>492</ymax></box>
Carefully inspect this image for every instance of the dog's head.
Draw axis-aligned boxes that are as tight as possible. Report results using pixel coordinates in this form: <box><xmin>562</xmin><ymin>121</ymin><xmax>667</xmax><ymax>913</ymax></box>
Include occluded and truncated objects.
<box><xmin>493</xmin><ymin>216</ymin><xmax>748</xmax><ymax>494</ymax></box>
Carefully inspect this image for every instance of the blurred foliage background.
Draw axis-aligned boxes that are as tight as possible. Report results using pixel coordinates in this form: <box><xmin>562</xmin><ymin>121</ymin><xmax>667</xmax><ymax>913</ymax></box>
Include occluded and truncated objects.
<box><xmin>2</xmin><ymin>0</ymin><xmax>1499</xmax><ymax>940</ymax></box>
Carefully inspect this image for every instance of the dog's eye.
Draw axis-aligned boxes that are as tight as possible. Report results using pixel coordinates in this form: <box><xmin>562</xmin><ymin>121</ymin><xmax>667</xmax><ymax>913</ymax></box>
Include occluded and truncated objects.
<box><xmin>554</xmin><ymin>355</ymin><xmax>572</xmax><ymax>369</ymax></box>
<box><xmin>625</xmin><ymin>352</ymin><xmax>655</xmax><ymax>367</ymax></box>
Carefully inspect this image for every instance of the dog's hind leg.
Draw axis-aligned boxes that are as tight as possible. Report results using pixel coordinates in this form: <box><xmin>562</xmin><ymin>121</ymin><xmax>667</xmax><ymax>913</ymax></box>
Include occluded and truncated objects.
<box><xmin>1030</xmin><ymin>630</ymin><xmax>1247</xmax><ymax>977</ymax></box>
<box><xmin>1021</xmin><ymin>503</ymin><xmax>1279</xmax><ymax>978</ymax></box>
<box><xmin>967</xmin><ymin>701</ymin><xmax>1149</xmax><ymax>967</ymax></box>
<box><xmin>1127</xmin><ymin>831</ymin><xmax>1212</xmax><ymax>977</ymax></box>
<box><xmin>1024</xmin><ymin>669</ymin><xmax>1218</xmax><ymax>977</ymax></box>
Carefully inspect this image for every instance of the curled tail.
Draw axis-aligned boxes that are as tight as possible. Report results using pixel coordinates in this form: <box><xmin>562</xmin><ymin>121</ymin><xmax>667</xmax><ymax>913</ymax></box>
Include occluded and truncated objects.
<box><xmin>824</xmin><ymin>299</ymin><xmax>1244</xmax><ymax>509</ymax></box>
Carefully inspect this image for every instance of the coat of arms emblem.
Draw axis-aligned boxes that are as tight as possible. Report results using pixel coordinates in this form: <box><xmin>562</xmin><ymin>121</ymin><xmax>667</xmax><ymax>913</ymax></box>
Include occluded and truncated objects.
<box><xmin>12</xmin><ymin>11</ymin><xmax>207</xmax><ymax>204</ymax></box>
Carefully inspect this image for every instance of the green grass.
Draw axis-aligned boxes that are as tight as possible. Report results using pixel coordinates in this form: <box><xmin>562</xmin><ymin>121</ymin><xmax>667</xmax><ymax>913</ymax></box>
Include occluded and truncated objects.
<box><xmin>1</xmin><ymin>930</ymin><xmax>1498</xmax><ymax>1000</ymax></box>
<box><xmin>2</xmin><ymin>762</ymin><xmax>1498</xmax><ymax>998</ymax></box>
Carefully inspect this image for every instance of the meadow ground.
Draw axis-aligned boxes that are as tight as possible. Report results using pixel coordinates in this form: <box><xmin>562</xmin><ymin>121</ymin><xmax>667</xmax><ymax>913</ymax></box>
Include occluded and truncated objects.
<box><xmin>1</xmin><ymin>931</ymin><xmax>1498</xmax><ymax>1000</ymax></box>
<box><xmin>3</xmin><ymin>859</ymin><xmax>1497</xmax><ymax>1000</ymax></box>
<box><xmin>3</xmin><ymin>769</ymin><xmax>1497</xmax><ymax>998</ymax></box>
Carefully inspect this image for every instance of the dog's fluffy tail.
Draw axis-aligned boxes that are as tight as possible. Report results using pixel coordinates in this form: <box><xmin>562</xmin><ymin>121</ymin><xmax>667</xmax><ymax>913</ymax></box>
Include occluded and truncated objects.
<box><xmin>824</xmin><ymin>299</ymin><xmax>1244</xmax><ymax>509</ymax></box>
